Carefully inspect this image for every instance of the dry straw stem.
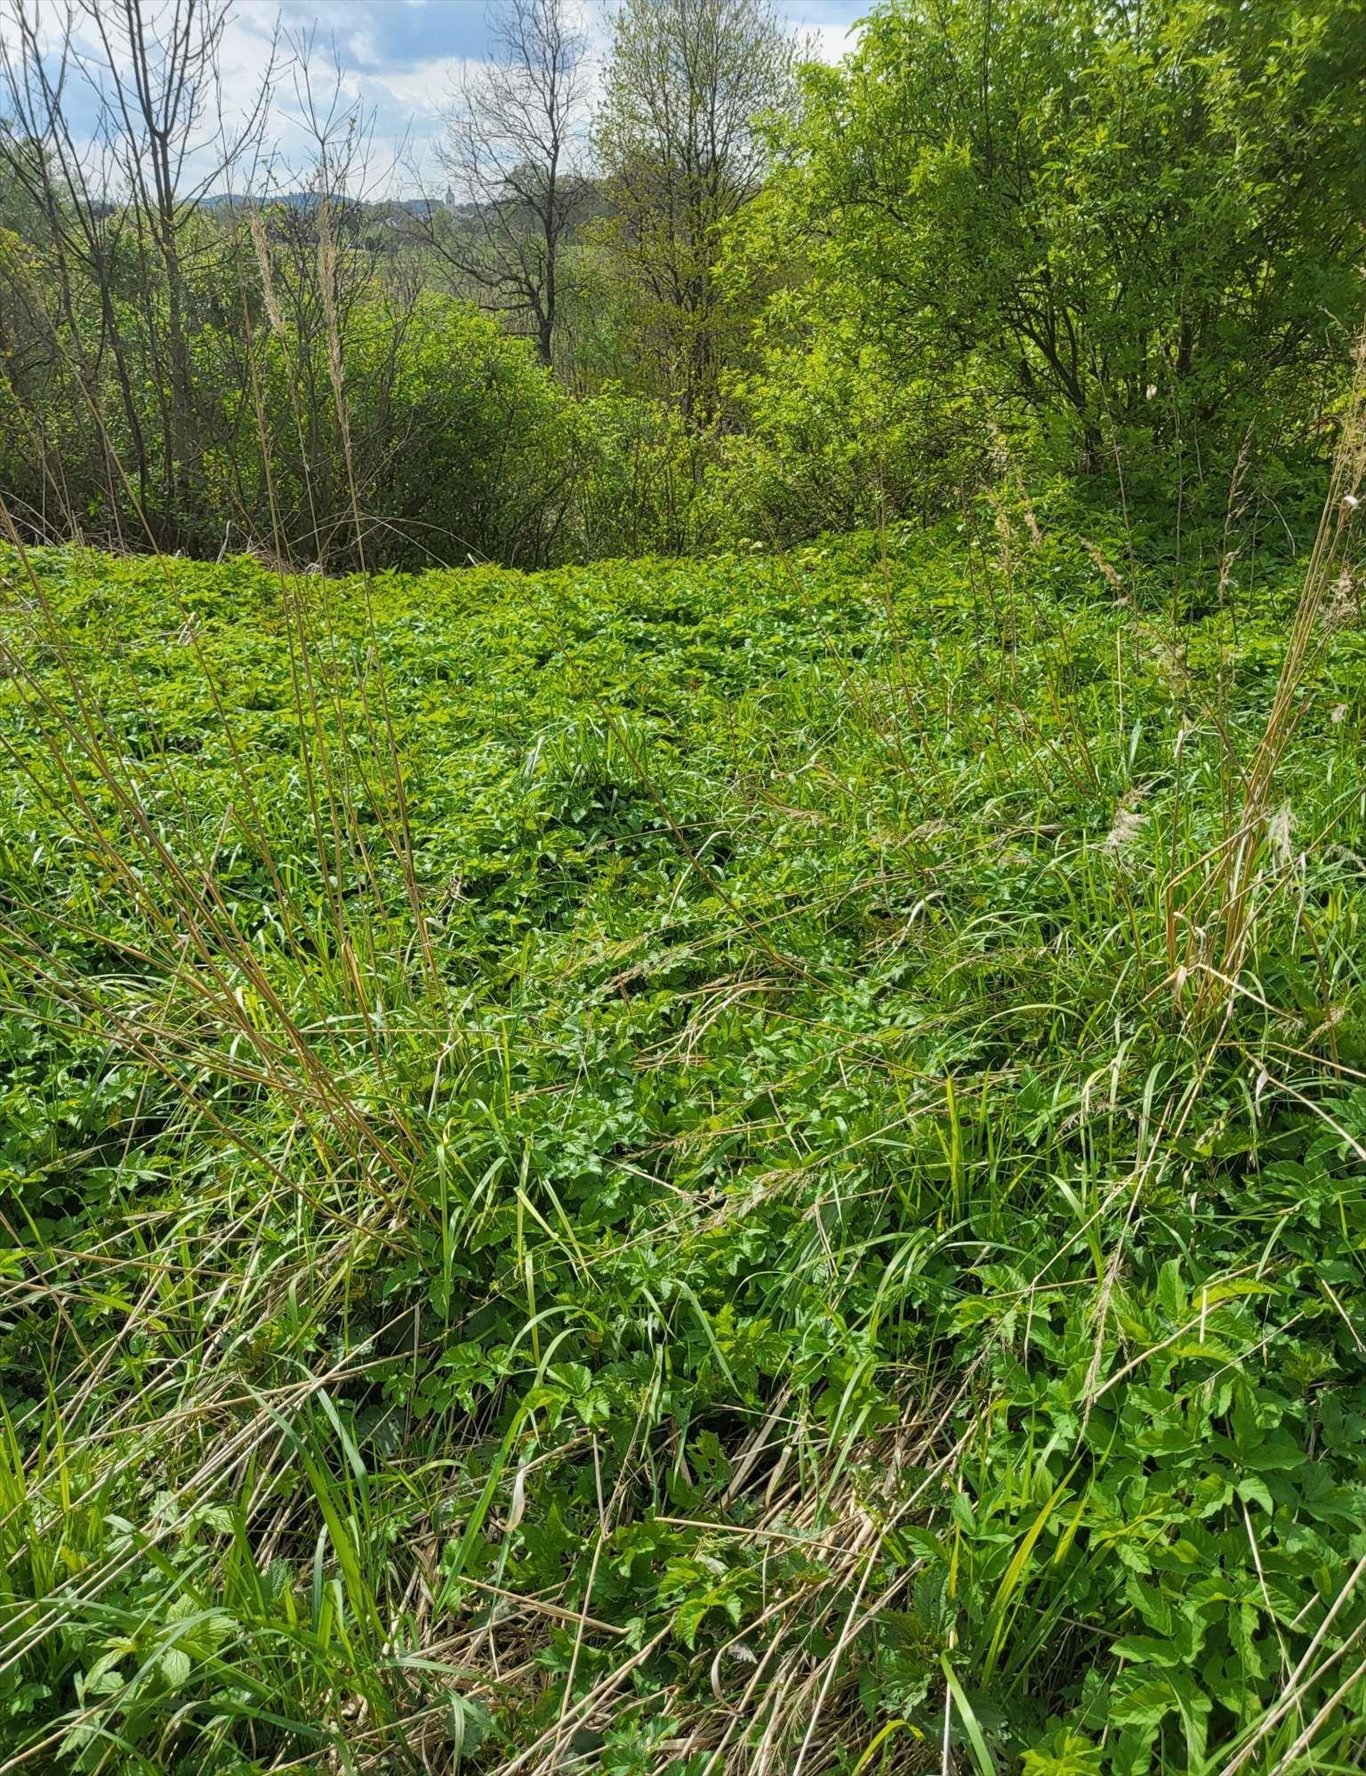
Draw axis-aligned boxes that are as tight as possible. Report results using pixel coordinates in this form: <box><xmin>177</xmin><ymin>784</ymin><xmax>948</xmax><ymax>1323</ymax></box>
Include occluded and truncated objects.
<box><xmin>248</xmin><ymin>207</ymin><xmax>284</xmax><ymax>335</ymax></box>
<box><xmin>1188</xmin><ymin>324</ymin><xmax>1366</xmax><ymax>1025</ymax></box>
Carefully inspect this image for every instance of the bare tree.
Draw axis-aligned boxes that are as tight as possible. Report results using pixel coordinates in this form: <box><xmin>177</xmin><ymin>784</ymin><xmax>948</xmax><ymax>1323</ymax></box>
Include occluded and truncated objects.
<box><xmin>87</xmin><ymin>0</ymin><xmax>273</xmax><ymax>501</ymax></box>
<box><xmin>241</xmin><ymin>35</ymin><xmax>427</xmax><ymax>569</ymax></box>
<box><xmin>595</xmin><ymin>0</ymin><xmax>801</xmax><ymax>420</ymax></box>
<box><xmin>0</xmin><ymin>0</ymin><xmax>275</xmax><ymax>543</ymax></box>
<box><xmin>434</xmin><ymin>0</ymin><xmax>590</xmax><ymax>367</ymax></box>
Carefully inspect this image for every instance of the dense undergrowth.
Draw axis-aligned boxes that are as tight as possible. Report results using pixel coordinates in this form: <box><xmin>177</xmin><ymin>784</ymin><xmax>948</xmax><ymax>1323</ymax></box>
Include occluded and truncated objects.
<box><xmin>1</xmin><ymin>496</ymin><xmax>1365</xmax><ymax>1775</ymax></box>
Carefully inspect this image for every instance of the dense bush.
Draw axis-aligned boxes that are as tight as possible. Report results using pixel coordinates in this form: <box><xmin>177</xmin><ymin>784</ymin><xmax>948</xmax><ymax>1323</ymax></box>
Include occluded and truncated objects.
<box><xmin>718</xmin><ymin>338</ymin><xmax>991</xmax><ymax>539</ymax></box>
<box><xmin>0</xmin><ymin>243</ymin><xmax>718</xmax><ymax>571</ymax></box>
<box><xmin>5</xmin><ymin>0</ymin><xmax>1364</xmax><ymax>567</ymax></box>
<box><xmin>572</xmin><ymin>389</ymin><xmax>724</xmax><ymax>558</ymax></box>
<box><xmin>736</xmin><ymin>0</ymin><xmax>1366</xmax><ymax>513</ymax></box>
<box><xmin>240</xmin><ymin>294</ymin><xmax>585</xmax><ymax>570</ymax></box>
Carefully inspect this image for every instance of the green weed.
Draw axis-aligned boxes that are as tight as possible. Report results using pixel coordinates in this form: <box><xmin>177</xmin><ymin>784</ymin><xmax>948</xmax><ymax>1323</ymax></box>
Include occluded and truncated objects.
<box><xmin>0</xmin><ymin>502</ymin><xmax>1364</xmax><ymax>1774</ymax></box>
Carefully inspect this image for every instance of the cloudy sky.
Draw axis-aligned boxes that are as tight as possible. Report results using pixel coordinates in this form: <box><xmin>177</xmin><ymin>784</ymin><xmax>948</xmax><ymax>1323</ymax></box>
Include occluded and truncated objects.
<box><xmin>202</xmin><ymin>0</ymin><xmax>866</xmax><ymax>187</ymax></box>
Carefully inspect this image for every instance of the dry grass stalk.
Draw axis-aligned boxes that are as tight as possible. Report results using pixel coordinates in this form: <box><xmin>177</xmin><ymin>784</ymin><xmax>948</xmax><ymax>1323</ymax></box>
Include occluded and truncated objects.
<box><xmin>1186</xmin><ymin>326</ymin><xmax>1366</xmax><ymax>1026</ymax></box>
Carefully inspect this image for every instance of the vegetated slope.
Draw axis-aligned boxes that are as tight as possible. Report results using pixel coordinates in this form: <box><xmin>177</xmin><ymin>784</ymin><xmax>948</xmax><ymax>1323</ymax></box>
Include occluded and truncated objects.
<box><xmin>0</xmin><ymin>516</ymin><xmax>1364</xmax><ymax>1775</ymax></box>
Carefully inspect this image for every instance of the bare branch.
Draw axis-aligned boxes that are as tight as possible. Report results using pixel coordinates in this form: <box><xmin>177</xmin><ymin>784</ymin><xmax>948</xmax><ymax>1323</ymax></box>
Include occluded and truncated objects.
<box><xmin>430</xmin><ymin>0</ymin><xmax>591</xmax><ymax>365</ymax></box>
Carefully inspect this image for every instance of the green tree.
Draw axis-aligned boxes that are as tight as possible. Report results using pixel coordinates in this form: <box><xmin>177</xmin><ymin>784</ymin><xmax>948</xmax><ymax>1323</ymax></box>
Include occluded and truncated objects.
<box><xmin>595</xmin><ymin>0</ymin><xmax>801</xmax><ymax>423</ymax></box>
<box><xmin>742</xmin><ymin>0</ymin><xmax>1366</xmax><ymax>488</ymax></box>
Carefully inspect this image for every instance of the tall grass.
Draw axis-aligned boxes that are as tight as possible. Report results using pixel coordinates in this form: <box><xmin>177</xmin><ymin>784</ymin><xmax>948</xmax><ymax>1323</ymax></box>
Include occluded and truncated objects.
<box><xmin>1182</xmin><ymin>327</ymin><xmax>1366</xmax><ymax>1029</ymax></box>
<box><xmin>0</xmin><ymin>310</ymin><xmax>1364</xmax><ymax>1776</ymax></box>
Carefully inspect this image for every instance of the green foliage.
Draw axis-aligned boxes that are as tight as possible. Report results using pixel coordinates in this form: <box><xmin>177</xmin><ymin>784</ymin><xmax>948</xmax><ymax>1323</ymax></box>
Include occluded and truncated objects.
<box><xmin>573</xmin><ymin>390</ymin><xmax>724</xmax><ymax>557</ymax></box>
<box><xmin>720</xmin><ymin>336</ymin><xmax>988</xmax><ymax>539</ymax></box>
<box><xmin>593</xmin><ymin>0</ymin><xmax>799</xmax><ymax>423</ymax></box>
<box><xmin>0</xmin><ymin>234</ymin><xmax>724</xmax><ymax>572</ymax></box>
<box><xmin>1</xmin><ymin>503</ymin><xmax>1365</xmax><ymax>1770</ymax></box>
<box><xmin>738</xmin><ymin>0</ymin><xmax>1366</xmax><ymax>504</ymax></box>
<box><xmin>242</xmin><ymin>293</ymin><xmax>584</xmax><ymax>569</ymax></box>
<box><xmin>6</xmin><ymin>0</ymin><xmax>1364</xmax><ymax>565</ymax></box>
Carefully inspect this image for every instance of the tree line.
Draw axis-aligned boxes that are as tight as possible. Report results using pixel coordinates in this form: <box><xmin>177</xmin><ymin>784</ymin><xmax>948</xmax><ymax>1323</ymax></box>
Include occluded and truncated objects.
<box><xmin>0</xmin><ymin>0</ymin><xmax>1363</xmax><ymax>572</ymax></box>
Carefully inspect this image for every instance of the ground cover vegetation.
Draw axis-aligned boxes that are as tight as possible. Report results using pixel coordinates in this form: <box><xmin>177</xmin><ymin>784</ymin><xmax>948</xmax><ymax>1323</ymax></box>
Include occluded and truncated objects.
<box><xmin>2</xmin><ymin>0</ymin><xmax>1366</xmax><ymax>1770</ymax></box>
<box><xmin>2</xmin><ymin>449</ymin><xmax>1366</xmax><ymax>1771</ymax></box>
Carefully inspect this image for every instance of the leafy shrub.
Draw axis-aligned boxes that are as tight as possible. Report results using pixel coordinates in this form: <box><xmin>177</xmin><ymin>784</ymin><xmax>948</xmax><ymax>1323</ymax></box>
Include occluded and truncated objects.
<box><xmin>718</xmin><ymin>336</ymin><xmax>991</xmax><ymax>539</ymax></box>
<box><xmin>738</xmin><ymin>0</ymin><xmax>1366</xmax><ymax>501</ymax></box>
<box><xmin>571</xmin><ymin>389</ymin><xmax>724</xmax><ymax>559</ymax></box>
<box><xmin>216</xmin><ymin>293</ymin><xmax>582</xmax><ymax>571</ymax></box>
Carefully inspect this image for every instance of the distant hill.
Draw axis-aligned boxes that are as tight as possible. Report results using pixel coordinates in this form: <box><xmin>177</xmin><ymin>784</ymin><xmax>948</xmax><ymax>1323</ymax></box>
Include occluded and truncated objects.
<box><xmin>197</xmin><ymin>191</ymin><xmax>446</xmax><ymax>219</ymax></box>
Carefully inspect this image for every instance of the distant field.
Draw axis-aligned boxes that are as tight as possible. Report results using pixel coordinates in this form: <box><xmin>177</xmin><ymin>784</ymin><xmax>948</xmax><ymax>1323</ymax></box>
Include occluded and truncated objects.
<box><xmin>1</xmin><ymin>521</ymin><xmax>1364</xmax><ymax>1774</ymax></box>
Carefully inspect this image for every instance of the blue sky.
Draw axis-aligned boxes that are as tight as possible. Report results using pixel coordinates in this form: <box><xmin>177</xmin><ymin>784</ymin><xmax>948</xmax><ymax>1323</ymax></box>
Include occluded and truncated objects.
<box><xmin>4</xmin><ymin>0</ymin><xmax>867</xmax><ymax>193</ymax></box>
<box><xmin>221</xmin><ymin>0</ymin><xmax>868</xmax><ymax>183</ymax></box>
<box><xmin>248</xmin><ymin>0</ymin><xmax>868</xmax><ymax>68</ymax></box>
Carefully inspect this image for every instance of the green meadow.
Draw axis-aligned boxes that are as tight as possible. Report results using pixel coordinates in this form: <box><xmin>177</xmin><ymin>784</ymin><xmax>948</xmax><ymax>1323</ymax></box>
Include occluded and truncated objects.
<box><xmin>2</xmin><ymin>501</ymin><xmax>1365</xmax><ymax>1772</ymax></box>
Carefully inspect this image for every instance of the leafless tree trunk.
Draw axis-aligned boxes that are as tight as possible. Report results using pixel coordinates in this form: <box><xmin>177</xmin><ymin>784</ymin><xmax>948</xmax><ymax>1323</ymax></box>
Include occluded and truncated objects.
<box><xmin>79</xmin><ymin>0</ymin><xmax>274</xmax><ymax>529</ymax></box>
<box><xmin>433</xmin><ymin>0</ymin><xmax>590</xmax><ymax>367</ymax></box>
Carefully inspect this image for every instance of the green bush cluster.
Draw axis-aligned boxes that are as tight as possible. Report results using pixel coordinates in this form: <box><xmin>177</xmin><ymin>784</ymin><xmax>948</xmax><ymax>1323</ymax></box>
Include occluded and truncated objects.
<box><xmin>5</xmin><ymin>0</ymin><xmax>1363</xmax><ymax>571</ymax></box>
<box><xmin>0</xmin><ymin>234</ymin><xmax>720</xmax><ymax>571</ymax></box>
<box><xmin>731</xmin><ymin>0</ymin><xmax>1366</xmax><ymax>523</ymax></box>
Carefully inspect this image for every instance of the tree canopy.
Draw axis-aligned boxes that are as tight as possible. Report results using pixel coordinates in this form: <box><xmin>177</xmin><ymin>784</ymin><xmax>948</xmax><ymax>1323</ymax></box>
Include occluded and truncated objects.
<box><xmin>744</xmin><ymin>0</ymin><xmax>1366</xmax><ymax>484</ymax></box>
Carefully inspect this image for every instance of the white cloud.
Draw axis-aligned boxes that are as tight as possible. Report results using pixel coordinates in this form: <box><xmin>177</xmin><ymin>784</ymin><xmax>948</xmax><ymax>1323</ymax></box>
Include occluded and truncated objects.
<box><xmin>2</xmin><ymin>0</ymin><xmax>863</xmax><ymax>194</ymax></box>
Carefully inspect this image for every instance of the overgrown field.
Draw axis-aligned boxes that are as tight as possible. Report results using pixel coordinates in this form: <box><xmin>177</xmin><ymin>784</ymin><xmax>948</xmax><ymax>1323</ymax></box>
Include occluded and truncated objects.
<box><xmin>1</xmin><ymin>509</ymin><xmax>1365</xmax><ymax>1775</ymax></box>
